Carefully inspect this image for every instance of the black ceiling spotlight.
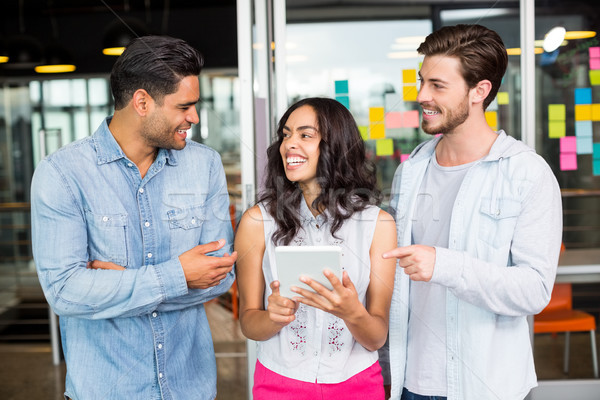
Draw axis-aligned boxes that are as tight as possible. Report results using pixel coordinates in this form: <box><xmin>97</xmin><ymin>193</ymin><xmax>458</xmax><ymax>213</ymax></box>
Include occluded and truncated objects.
<box><xmin>4</xmin><ymin>34</ymin><xmax>44</xmax><ymax>70</ymax></box>
<box><xmin>102</xmin><ymin>17</ymin><xmax>149</xmax><ymax>56</ymax></box>
<box><xmin>0</xmin><ymin>37</ymin><xmax>9</xmax><ymax>64</ymax></box>
<box><xmin>35</xmin><ymin>43</ymin><xmax>76</xmax><ymax>74</ymax></box>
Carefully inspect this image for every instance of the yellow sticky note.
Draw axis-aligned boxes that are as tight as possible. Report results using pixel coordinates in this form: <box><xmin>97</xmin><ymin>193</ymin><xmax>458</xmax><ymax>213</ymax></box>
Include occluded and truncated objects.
<box><xmin>548</xmin><ymin>104</ymin><xmax>566</xmax><ymax>121</ymax></box>
<box><xmin>376</xmin><ymin>139</ymin><xmax>394</xmax><ymax>156</ymax></box>
<box><xmin>485</xmin><ymin>111</ymin><xmax>498</xmax><ymax>128</ymax></box>
<box><xmin>403</xmin><ymin>69</ymin><xmax>417</xmax><ymax>84</ymax></box>
<box><xmin>369</xmin><ymin>123</ymin><xmax>385</xmax><ymax>140</ymax></box>
<box><xmin>575</xmin><ymin>104</ymin><xmax>592</xmax><ymax>121</ymax></box>
<box><xmin>592</xmin><ymin>104</ymin><xmax>600</xmax><ymax>121</ymax></box>
<box><xmin>403</xmin><ymin>85</ymin><xmax>418</xmax><ymax>102</ymax></box>
<box><xmin>548</xmin><ymin>121</ymin><xmax>566</xmax><ymax>138</ymax></box>
<box><xmin>358</xmin><ymin>125</ymin><xmax>368</xmax><ymax>141</ymax></box>
<box><xmin>369</xmin><ymin>107</ymin><xmax>385</xmax><ymax>122</ymax></box>
<box><xmin>497</xmin><ymin>92</ymin><xmax>509</xmax><ymax>105</ymax></box>
<box><xmin>590</xmin><ymin>70</ymin><xmax>600</xmax><ymax>86</ymax></box>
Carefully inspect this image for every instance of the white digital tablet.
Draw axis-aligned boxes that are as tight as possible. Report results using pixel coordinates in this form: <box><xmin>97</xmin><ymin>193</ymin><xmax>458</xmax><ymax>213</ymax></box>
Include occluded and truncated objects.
<box><xmin>274</xmin><ymin>245</ymin><xmax>342</xmax><ymax>299</ymax></box>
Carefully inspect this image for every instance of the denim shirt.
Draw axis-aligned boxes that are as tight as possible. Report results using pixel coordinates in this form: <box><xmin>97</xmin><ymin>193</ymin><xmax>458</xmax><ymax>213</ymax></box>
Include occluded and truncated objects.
<box><xmin>387</xmin><ymin>131</ymin><xmax>562</xmax><ymax>400</ymax></box>
<box><xmin>31</xmin><ymin>118</ymin><xmax>235</xmax><ymax>400</ymax></box>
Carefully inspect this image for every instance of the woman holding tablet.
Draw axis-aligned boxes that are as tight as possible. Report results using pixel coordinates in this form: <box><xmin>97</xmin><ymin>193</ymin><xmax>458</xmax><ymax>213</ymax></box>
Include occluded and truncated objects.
<box><xmin>235</xmin><ymin>97</ymin><xmax>397</xmax><ymax>399</ymax></box>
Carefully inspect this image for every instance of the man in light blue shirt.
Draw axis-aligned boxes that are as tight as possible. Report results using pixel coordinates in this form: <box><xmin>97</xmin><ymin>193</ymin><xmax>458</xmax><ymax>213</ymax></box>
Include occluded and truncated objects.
<box><xmin>382</xmin><ymin>25</ymin><xmax>562</xmax><ymax>400</ymax></box>
<box><xmin>30</xmin><ymin>36</ymin><xmax>237</xmax><ymax>399</ymax></box>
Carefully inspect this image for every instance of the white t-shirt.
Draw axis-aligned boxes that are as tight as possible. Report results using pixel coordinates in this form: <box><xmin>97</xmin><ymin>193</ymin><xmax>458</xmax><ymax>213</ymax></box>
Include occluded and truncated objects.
<box><xmin>256</xmin><ymin>200</ymin><xmax>380</xmax><ymax>383</ymax></box>
<box><xmin>405</xmin><ymin>155</ymin><xmax>475</xmax><ymax>396</ymax></box>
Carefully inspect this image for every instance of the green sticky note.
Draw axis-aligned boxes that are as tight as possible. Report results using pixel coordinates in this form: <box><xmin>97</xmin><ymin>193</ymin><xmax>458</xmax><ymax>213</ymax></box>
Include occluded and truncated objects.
<box><xmin>375</xmin><ymin>138</ymin><xmax>394</xmax><ymax>156</ymax></box>
<box><xmin>358</xmin><ymin>125</ymin><xmax>368</xmax><ymax>141</ymax></box>
<box><xmin>548</xmin><ymin>104</ymin><xmax>566</xmax><ymax>121</ymax></box>
<box><xmin>548</xmin><ymin>121</ymin><xmax>566</xmax><ymax>138</ymax></box>
<box><xmin>590</xmin><ymin>70</ymin><xmax>600</xmax><ymax>86</ymax></box>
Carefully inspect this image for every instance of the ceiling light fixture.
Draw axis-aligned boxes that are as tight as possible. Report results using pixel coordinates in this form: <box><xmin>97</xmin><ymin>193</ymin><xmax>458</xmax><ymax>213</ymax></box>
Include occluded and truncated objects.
<box><xmin>35</xmin><ymin>43</ymin><xmax>76</xmax><ymax>73</ymax></box>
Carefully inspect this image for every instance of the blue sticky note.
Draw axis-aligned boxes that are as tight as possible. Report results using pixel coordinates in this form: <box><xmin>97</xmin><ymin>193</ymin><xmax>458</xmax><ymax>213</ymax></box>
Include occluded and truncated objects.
<box><xmin>576</xmin><ymin>137</ymin><xmax>593</xmax><ymax>154</ymax></box>
<box><xmin>575</xmin><ymin>120</ymin><xmax>593</xmax><ymax>137</ymax></box>
<box><xmin>335</xmin><ymin>80</ymin><xmax>349</xmax><ymax>95</ymax></box>
<box><xmin>594</xmin><ymin>143</ymin><xmax>600</xmax><ymax>159</ymax></box>
<box><xmin>594</xmin><ymin>159</ymin><xmax>600</xmax><ymax>176</ymax></box>
<box><xmin>574</xmin><ymin>88</ymin><xmax>592</xmax><ymax>104</ymax></box>
<box><xmin>335</xmin><ymin>95</ymin><xmax>350</xmax><ymax>109</ymax></box>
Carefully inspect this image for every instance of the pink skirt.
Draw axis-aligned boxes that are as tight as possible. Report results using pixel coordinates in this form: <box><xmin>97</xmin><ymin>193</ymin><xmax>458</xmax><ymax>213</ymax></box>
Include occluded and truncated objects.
<box><xmin>253</xmin><ymin>359</ymin><xmax>385</xmax><ymax>400</ymax></box>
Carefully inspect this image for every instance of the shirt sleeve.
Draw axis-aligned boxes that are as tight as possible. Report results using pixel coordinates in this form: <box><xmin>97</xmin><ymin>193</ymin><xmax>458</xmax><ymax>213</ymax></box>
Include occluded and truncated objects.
<box><xmin>156</xmin><ymin>152</ymin><xmax>236</xmax><ymax>312</ymax></box>
<box><xmin>31</xmin><ymin>158</ymin><xmax>190</xmax><ymax>319</ymax></box>
<box><xmin>430</xmin><ymin>162</ymin><xmax>563</xmax><ymax>316</ymax></box>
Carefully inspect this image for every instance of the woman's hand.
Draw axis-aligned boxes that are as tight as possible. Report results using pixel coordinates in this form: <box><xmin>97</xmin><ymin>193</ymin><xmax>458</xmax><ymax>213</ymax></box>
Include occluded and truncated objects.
<box><xmin>291</xmin><ymin>269</ymin><xmax>362</xmax><ymax>322</ymax></box>
<box><xmin>267</xmin><ymin>280</ymin><xmax>299</xmax><ymax>326</ymax></box>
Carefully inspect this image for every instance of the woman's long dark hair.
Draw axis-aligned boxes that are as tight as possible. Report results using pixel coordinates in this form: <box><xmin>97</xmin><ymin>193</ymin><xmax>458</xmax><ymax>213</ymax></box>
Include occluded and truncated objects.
<box><xmin>258</xmin><ymin>97</ymin><xmax>381</xmax><ymax>245</ymax></box>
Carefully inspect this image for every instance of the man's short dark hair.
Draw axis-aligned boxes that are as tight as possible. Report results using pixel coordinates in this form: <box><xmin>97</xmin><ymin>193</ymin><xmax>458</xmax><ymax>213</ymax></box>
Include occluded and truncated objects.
<box><xmin>110</xmin><ymin>35</ymin><xmax>204</xmax><ymax>110</ymax></box>
<box><xmin>418</xmin><ymin>24</ymin><xmax>508</xmax><ymax>110</ymax></box>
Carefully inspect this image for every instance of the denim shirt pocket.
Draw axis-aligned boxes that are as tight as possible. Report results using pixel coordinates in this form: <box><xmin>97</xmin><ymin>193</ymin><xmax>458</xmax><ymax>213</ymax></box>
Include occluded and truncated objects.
<box><xmin>85</xmin><ymin>210</ymin><xmax>129</xmax><ymax>266</ymax></box>
<box><xmin>167</xmin><ymin>204</ymin><xmax>206</xmax><ymax>253</ymax></box>
<box><xmin>478</xmin><ymin>197</ymin><xmax>521</xmax><ymax>250</ymax></box>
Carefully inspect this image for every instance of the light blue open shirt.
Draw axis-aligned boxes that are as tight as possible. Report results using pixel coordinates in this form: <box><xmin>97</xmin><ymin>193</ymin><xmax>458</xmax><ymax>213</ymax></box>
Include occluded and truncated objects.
<box><xmin>30</xmin><ymin>117</ymin><xmax>235</xmax><ymax>400</ymax></box>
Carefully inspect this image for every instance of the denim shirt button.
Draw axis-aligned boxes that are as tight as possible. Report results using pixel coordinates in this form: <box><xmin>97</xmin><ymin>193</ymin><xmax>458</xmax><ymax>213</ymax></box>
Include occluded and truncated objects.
<box><xmin>147</xmin><ymin>253</ymin><xmax>153</xmax><ymax>258</ymax></box>
<box><xmin>158</xmin><ymin>343</ymin><xmax>163</xmax><ymax>349</ymax></box>
<box><xmin>127</xmin><ymin>162</ymin><xmax>133</xmax><ymax>167</ymax></box>
<box><xmin>152</xmin><ymin>312</ymin><xmax>157</xmax><ymax>318</ymax></box>
<box><xmin>144</xmin><ymin>221</ymin><xmax>150</xmax><ymax>227</ymax></box>
<box><xmin>159</xmin><ymin>373</ymin><xmax>163</xmax><ymax>378</ymax></box>
<box><xmin>139</xmin><ymin>188</ymin><xmax>144</xmax><ymax>194</ymax></box>
<box><xmin>102</xmin><ymin>216</ymin><xmax>108</xmax><ymax>222</ymax></box>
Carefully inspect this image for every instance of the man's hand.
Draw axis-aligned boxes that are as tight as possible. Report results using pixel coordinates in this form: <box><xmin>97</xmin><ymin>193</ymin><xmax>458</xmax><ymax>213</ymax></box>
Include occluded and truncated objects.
<box><xmin>383</xmin><ymin>245</ymin><xmax>436</xmax><ymax>282</ymax></box>
<box><xmin>179</xmin><ymin>239</ymin><xmax>237</xmax><ymax>289</ymax></box>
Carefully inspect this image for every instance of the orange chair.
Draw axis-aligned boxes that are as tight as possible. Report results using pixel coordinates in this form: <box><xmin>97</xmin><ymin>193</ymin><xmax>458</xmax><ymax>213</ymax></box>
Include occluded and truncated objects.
<box><xmin>534</xmin><ymin>283</ymin><xmax>598</xmax><ymax>378</ymax></box>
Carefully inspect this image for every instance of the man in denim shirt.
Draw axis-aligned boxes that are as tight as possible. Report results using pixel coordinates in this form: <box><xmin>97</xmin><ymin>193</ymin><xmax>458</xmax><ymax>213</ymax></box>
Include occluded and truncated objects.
<box><xmin>30</xmin><ymin>36</ymin><xmax>237</xmax><ymax>399</ymax></box>
<box><xmin>382</xmin><ymin>25</ymin><xmax>562</xmax><ymax>399</ymax></box>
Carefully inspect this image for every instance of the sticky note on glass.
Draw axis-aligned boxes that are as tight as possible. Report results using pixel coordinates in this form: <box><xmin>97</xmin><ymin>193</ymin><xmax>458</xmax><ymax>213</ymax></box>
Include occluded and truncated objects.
<box><xmin>591</xmin><ymin>58</ymin><xmax>600</xmax><ymax>70</ymax></box>
<box><xmin>334</xmin><ymin>80</ymin><xmax>349</xmax><ymax>94</ymax></box>
<box><xmin>385</xmin><ymin>112</ymin><xmax>403</xmax><ymax>129</ymax></box>
<box><xmin>590</xmin><ymin>70</ymin><xmax>600</xmax><ymax>86</ymax></box>
<box><xmin>548</xmin><ymin>104</ymin><xmax>566</xmax><ymax>121</ymax></box>
<box><xmin>403</xmin><ymin>110</ymin><xmax>420</xmax><ymax>128</ymax></box>
<box><xmin>575</xmin><ymin>120</ymin><xmax>593</xmax><ymax>137</ymax></box>
<box><xmin>376</xmin><ymin>138</ymin><xmax>394</xmax><ymax>156</ymax></box>
<box><xmin>577</xmin><ymin>137</ymin><xmax>593</xmax><ymax>154</ymax></box>
<box><xmin>575</xmin><ymin>104</ymin><xmax>592</xmax><ymax>121</ymax></box>
<box><xmin>403</xmin><ymin>69</ymin><xmax>417</xmax><ymax>84</ymax></box>
<box><xmin>560</xmin><ymin>136</ymin><xmax>577</xmax><ymax>153</ymax></box>
<box><xmin>369</xmin><ymin>107</ymin><xmax>385</xmax><ymax>122</ymax></box>
<box><xmin>594</xmin><ymin>159</ymin><xmax>600</xmax><ymax>176</ymax></box>
<box><xmin>590</xmin><ymin>47</ymin><xmax>600</xmax><ymax>58</ymax></box>
<box><xmin>594</xmin><ymin>143</ymin><xmax>600</xmax><ymax>159</ymax></box>
<box><xmin>485</xmin><ymin>111</ymin><xmax>498</xmax><ymax>128</ymax></box>
<box><xmin>592</xmin><ymin>104</ymin><xmax>600</xmax><ymax>121</ymax></box>
<box><xmin>385</xmin><ymin>93</ymin><xmax>402</xmax><ymax>111</ymax></box>
<box><xmin>549</xmin><ymin>121</ymin><xmax>566</xmax><ymax>138</ymax></box>
<box><xmin>560</xmin><ymin>153</ymin><xmax>577</xmax><ymax>171</ymax></box>
<box><xmin>575</xmin><ymin>88</ymin><xmax>592</xmax><ymax>104</ymax></box>
<box><xmin>403</xmin><ymin>85</ymin><xmax>418</xmax><ymax>102</ymax></box>
<box><xmin>335</xmin><ymin>95</ymin><xmax>350</xmax><ymax>109</ymax></box>
<box><xmin>358</xmin><ymin>125</ymin><xmax>368</xmax><ymax>141</ymax></box>
<box><xmin>497</xmin><ymin>92</ymin><xmax>509</xmax><ymax>105</ymax></box>
<box><xmin>369</xmin><ymin>123</ymin><xmax>385</xmax><ymax>139</ymax></box>
<box><xmin>401</xmin><ymin>154</ymin><xmax>410</xmax><ymax>163</ymax></box>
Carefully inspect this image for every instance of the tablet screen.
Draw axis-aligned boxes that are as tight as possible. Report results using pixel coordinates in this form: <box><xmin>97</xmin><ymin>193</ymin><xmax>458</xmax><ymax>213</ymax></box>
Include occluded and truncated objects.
<box><xmin>274</xmin><ymin>245</ymin><xmax>342</xmax><ymax>298</ymax></box>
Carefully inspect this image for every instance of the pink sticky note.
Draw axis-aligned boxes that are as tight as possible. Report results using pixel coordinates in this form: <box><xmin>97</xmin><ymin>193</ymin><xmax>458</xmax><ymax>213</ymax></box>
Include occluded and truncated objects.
<box><xmin>560</xmin><ymin>136</ymin><xmax>577</xmax><ymax>153</ymax></box>
<box><xmin>589</xmin><ymin>47</ymin><xmax>600</xmax><ymax>58</ymax></box>
<box><xmin>559</xmin><ymin>153</ymin><xmax>577</xmax><ymax>171</ymax></box>
<box><xmin>400</xmin><ymin>154</ymin><xmax>410</xmax><ymax>163</ymax></box>
<box><xmin>590</xmin><ymin>58</ymin><xmax>600</xmax><ymax>70</ymax></box>
<box><xmin>402</xmin><ymin>110</ymin><xmax>420</xmax><ymax>128</ymax></box>
<box><xmin>385</xmin><ymin>112</ymin><xmax>403</xmax><ymax>129</ymax></box>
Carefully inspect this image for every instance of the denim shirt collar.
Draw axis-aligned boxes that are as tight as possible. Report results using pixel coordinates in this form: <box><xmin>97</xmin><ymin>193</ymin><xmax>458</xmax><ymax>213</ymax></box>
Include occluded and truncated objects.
<box><xmin>92</xmin><ymin>117</ymin><xmax>179</xmax><ymax>167</ymax></box>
